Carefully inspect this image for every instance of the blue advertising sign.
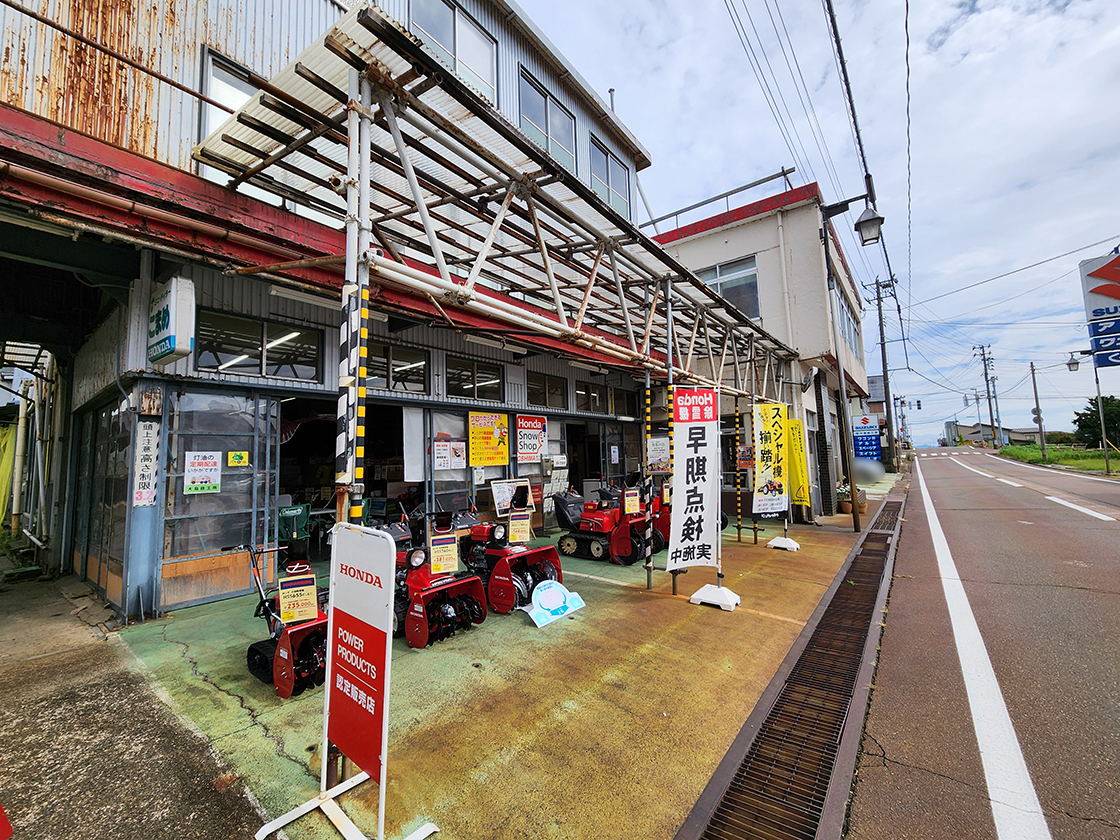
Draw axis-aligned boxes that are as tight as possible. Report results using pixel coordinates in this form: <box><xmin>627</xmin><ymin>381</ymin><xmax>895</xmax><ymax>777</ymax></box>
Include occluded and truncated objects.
<box><xmin>1093</xmin><ymin>350</ymin><xmax>1120</xmax><ymax>368</ymax></box>
<box><xmin>1089</xmin><ymin>319</ymin><xmax>1120</xmax><ymax>337</ymax></box>
<box><xmin>1091</xmin><ymin>335</ymin><xmax>1120</xmax><ymax>352</ymax></box>
<box><xmin>852</xmin><ymin>414</ymin><xmax>882</xmax><ymax>461</ymax></box>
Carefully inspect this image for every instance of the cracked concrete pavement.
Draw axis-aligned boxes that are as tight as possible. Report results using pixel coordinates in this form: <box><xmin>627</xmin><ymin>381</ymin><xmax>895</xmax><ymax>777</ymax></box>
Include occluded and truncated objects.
<box><xmin>0</xmin><ymin>575</ymin><xmax>267</xmax><ymax>840</ymax></box>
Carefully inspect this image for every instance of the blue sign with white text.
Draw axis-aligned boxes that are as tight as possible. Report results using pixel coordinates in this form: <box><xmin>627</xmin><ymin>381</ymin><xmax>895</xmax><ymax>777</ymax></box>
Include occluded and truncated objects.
<box><xmin>1089</xmin><ymin>319</ymin><xmax>1120</xmax><ymax>337</ymax></box>
<box><xmin>1093</xmin><ymin>350</ymin><xmax>1120</xmax><ymax>368</ymax></box>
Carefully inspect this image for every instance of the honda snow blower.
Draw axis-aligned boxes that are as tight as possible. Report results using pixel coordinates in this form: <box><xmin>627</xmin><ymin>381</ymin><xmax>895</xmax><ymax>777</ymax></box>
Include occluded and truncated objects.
<box><xmin>459</xmin><ymin>502</ymin><xmax>563</xmax><ymax>612</ymax></box>
<box><xmin>241</xmin><ymin>544</ymin><xmax>328</xmax><ymax>699</ymax></box>
<box><xmin>393</xmin><ymin>510</ymin><xmax>487</xmax><ymax>649</ymax></box>
<box><xmin>553</xmin><ymin>485</ymin><xmax>670</xmax><ymax>565</ymax></box>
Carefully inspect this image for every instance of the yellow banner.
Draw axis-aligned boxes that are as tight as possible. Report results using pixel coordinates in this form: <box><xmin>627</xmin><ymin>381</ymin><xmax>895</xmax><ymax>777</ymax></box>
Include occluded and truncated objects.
<box><xmin>787</xmin><ymin>418</ymin><xmax>810</xmax><ymax>507</ymax></box>
<box><xmin>469</xmin><ymin>412</ymin><xmax>509</xmax><ymax>467</ymax></box>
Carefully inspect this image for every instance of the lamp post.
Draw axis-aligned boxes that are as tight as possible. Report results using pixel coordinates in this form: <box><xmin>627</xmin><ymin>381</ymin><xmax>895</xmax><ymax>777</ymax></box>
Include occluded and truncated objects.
<box><xmin>1067</xmin><ymin>351</ymin><xmax>1111</xmax><ymax>475</ymax></box>
<box><xmin>821</xmin><ymin>183</ymin><xmax>884</xmax><ymax>533</ymax></box>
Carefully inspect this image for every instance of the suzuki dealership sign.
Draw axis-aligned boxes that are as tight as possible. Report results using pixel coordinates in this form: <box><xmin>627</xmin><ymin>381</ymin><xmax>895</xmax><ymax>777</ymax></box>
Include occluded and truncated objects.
<box><xmin>852</xmin><ymin>414</ymin><xmax>882</xmax><ymax>461</ymax></box>
<box><xmin>325</xmin><ymin>525</ymin><xmax>395</xmax><ymax>780</ymax></box>
<box><xmin>667</xmin><ymin>389</ymin><xmax>720</xmax><ymax>571</ymax></box>
<box><xmin>1081</xmin><ymin>254</ymin><xmax>1120</xmax><ymax>368</ymax></box>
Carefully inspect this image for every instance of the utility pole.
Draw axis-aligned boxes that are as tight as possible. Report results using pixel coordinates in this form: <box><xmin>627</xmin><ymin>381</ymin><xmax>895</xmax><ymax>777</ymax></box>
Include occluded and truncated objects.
<box><xmin>975</xmin><ymin>345</ymin><xmax>998</xmax><ymax>448</ymax></box>
<box><xmin>991</xmin><ymin>375</ymin><xmax>1005</xmax><ymax>447</ymax></box>
<box><xmin>1030</xmin><ymin>362</ymin><xmax>1047</xmax><ymax>459</ymax></box>
<box><xmin>973</xmin><ymin>391</ymin><xmax>983</xmax><ymax>440</ymax></box>
<box><xmin>894</xmin><ymin>395</ymin><xmax>908</xmax><ymax>450</ymax></box>
<box><xmin>875</xmin><ymin>276</ymin><xmax>898</xmax><ymax>471</ymax></box>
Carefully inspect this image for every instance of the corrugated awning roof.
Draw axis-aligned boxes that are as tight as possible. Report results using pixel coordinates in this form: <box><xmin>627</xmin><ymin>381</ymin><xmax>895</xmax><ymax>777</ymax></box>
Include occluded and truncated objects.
<box><xmin>193</xmin><ymin>1</ymin><xmax>796</xmax><ymax>397</ymax></box>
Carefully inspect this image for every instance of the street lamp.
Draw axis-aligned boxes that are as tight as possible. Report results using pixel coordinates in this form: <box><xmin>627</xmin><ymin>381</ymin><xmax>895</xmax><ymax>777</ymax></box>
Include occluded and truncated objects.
<box><xmin>821</xmin><ymin>179</ymin><xmax>883</xmax><ymax>533</ymax></box>
<box><xmin>1067</xmin><ymin>350</ymin><xmax>1110</xmax><ymax>475</ymax></box>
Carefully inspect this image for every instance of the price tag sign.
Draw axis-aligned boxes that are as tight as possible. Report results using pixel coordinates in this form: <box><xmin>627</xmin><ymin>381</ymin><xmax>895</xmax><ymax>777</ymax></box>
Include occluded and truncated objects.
<box><xmin>509</xmin><ymin>511</ymin><xmax>532</xmax><ymax>543</ymax></box>
<box><xmin>624</xmin><ymin>488</ymin><xmax>640</xmax><ymax>515</ymax></box>
<box><xmin>277</xmin><ymin>574</ymin><xmax>318</xmax><ymax>623</ymax></box>
<box><xmin>429</xmin><ymin>534</ymin><xmax>459</xmax><ymax>574</ymax></box>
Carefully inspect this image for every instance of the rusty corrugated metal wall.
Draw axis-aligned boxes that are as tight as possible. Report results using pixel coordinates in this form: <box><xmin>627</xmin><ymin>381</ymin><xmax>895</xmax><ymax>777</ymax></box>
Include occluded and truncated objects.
<box><xmin>0</xmin><ymin>0</ymin><xmax>347</xmax><ymax>169</ymax></box>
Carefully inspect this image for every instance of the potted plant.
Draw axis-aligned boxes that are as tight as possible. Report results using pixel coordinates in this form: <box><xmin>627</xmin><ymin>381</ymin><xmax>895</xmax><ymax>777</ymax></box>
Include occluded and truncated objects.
<box><xmin>836</xmin><ymin>482</ymin><xmax>852</xmax><ymax>514</ymax></box>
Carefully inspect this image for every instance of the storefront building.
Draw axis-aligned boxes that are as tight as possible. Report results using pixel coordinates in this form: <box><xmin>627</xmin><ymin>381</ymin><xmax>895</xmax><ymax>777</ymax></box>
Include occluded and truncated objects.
<box><xmin>2</xmin><ymin>0</ymin><xmax>798</xmax><ymax>617</ymax></box>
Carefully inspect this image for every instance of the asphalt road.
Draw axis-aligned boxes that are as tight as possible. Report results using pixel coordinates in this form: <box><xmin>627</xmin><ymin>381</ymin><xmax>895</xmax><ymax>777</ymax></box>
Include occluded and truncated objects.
<box><xmin>846</xmin><ymin>449</ymin><xmax>1120</xmax><ymax>840</ymax></box>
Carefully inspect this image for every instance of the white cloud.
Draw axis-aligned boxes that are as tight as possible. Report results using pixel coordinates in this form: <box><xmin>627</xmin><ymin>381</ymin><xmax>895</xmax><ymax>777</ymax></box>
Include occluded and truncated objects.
<box><xmin>517</xmin><ymin>0</ymin><xmax>1120</xmax><ymax>443</ymax></box>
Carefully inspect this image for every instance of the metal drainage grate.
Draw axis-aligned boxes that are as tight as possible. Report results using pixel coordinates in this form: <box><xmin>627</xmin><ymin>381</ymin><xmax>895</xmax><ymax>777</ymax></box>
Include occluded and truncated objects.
<box><xmin>696</xmin><ymin>503</ymin><xmax>900</xmax><ymax>840</ymax></box>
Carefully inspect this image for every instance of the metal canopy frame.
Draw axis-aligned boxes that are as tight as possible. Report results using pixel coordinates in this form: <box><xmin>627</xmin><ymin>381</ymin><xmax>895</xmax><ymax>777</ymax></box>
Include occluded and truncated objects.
<box><xmin>192</xmin><ymin>2</ymin><xmax>796</xmax><ymax>400</ymax></box>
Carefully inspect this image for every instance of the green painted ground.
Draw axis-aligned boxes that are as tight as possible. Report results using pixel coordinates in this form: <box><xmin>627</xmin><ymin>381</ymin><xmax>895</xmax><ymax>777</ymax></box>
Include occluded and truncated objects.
<box><xmin>120</xmin><ymin>525</ymin><xmax>858</xmax><ymax>839</ymax></box>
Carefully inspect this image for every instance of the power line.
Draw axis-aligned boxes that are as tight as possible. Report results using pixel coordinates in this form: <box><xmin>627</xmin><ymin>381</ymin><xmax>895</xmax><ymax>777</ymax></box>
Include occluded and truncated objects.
<box><xmin>909</xmin><ymin>233</ymin><xmax>1120</xmax><ymax>307</ymax></box>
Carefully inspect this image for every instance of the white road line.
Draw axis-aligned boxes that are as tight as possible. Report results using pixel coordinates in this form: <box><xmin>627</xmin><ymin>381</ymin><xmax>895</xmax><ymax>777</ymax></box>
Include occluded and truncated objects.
<box><xmin>997</xmin><ymin>479</ymin><xmax>1024</xmax><ymax>487</ymax></box>
<box><xmin>1044</xmin><ymin>496</ymin><xmax>1117</xmax><ymax>521</ymax></box>
<box><xmin>983</xmin><ymin>454</ymin><xmax>1120</xmax><ymax>484</ymax></box>
<box><xmin>914</xmin><ymin>460</ymin><xmax>1052</xmax><ymax>840</ymax></box>
<box><xmin>950</xmin><ymin>457</ymin><xmax>994</xmax><ymax>478</ymax></box>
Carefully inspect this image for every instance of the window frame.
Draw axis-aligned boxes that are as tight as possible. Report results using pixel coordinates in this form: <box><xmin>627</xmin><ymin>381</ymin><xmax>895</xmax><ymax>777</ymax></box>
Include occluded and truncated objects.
<box><xmin>518</xmin><ymin>70</ymin><xmax>576</xmax><ymax>173</ymax></box>
<box><xmin>697</xmin><ymin>256</ymin><xmax>760</xmax><ymax>321</ymax></box>
<box><xmin>575</xmin><ymin>380</ymin><xmax>608</xmax><ymax>414</ymax></box>
<box><xmin>410</xmin><ymin>0</ymin><xmax>498</xmax><ymax>103</ymax></box>
<box><xmin>446</xmin><ymin>356</ymin><xmax>504</xmax><ymax>402</ymax></box>
<box><xmin>526</xmin><ymin>371</ymin><xmax>568</xmax><ymax>410</ymax></box>
<box><xmin>195</xmin><ymin>308</ymin><xmax>323</xmax><ymax>383</ymax></box>
<box><xmin>589</xmin><ymin>137</ymin><xmax>630</xmax><ymax>218</ymax></box>
<box><xmin>367</xmin><ymin>341</ymin><xmax>430</xmax><ymax>394</ymax></box>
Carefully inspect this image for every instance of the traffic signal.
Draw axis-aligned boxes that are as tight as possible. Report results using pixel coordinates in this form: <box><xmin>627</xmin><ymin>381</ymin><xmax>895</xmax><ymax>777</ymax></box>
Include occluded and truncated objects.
<box><xmin>916</xmin><ymin>400</ymin><xmax>922</xmax><ymax>410</ymax></box>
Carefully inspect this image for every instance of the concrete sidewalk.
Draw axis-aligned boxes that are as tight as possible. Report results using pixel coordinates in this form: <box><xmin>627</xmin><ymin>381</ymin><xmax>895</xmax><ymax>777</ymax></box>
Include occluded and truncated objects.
<box><xmin>112</xmin><ymin>507</ymin><xmax>882</xmax><ymax>840</ymax></box>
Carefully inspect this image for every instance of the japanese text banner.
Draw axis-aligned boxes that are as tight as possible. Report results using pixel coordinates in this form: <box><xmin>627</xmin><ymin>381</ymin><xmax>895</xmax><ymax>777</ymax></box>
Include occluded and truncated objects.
<box><xmin>667</xmin><ymin>389</ymin><xmax>721</xmax><ymax>571</ymax></box>
<box><xmin>753</xmin><ymin>405</ymin><xmax>790</xmax><ymax>516</ymax></box>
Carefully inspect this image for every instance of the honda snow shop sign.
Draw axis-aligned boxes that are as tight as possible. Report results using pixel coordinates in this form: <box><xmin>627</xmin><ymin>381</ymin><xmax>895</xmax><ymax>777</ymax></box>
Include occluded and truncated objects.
<box><xmin>516</xmin><ymin>414</ymin><xmax>547</xmax><ymax>463</ymax></box>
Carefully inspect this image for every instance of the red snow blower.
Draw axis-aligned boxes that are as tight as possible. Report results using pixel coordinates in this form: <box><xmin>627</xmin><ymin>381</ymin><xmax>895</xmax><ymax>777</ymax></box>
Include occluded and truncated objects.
<box><xmin>394</xmin><ymin>510</ymin><xmax>487</xmax><ymax>649</ymax></box>
<box><xmin>238</xmin><ymin>543</ymin><xmax>328</xmax><ymax>699</ymax></box>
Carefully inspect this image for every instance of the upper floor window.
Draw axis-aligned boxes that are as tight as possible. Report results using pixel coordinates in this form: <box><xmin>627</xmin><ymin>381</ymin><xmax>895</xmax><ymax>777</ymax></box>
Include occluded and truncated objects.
<box><xmin>447</xmin><ymin>357</ymin><xmax>503</xmax><ymax>401</ymax></box>
<box><xmin>835</xmin><ymin>292</ymin><xmax>863</xmax><ymax>362</ymax></box>
<box><xmin>367</xmin><ymin>342</ymin><xmax>429</xmax><ymax>393</ymax></box>
<box><xmin>527</xmin><ymin>371</ymin><xmax>568</xmax><ymax>409</ymax></box>
<box><xmin>196</xmin><ymin>310</ymin><xmax>321</xmax><ymax>381</ymax></box>
<box><xmin>576</xmin><ymin>381</ymin><xmax>607</xmax><ymax>413</ymax></box>
<box><xmin>698</xmin><ymin>256</ymin><xmax>759</xmax><ymax>321</ymax></box>
<box><xmin>519</xmin><ymin>72</ymin><xmax>576</xmax><ymax>173</ymax></box>
<box><xmin>590</xmin><ymin>138</ymin><xmax>629</xmax><ymax>218</ymax></box>
<box><xmin>611</xmin><ymin>388</ymin><xmax>638</xmax><ymax>418</ymax></box>
<box><xmin>411</xmin><ymin>0</ymin><xmax>497</xmax><ymax>103</ymax></box>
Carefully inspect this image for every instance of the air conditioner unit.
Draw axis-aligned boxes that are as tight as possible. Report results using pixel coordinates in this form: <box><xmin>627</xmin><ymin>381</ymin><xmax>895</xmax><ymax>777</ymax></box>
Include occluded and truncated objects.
<box><xmin>651</xmin><ymin>388</ymin><xmax>669</xmax><ymax>409</ymax></box>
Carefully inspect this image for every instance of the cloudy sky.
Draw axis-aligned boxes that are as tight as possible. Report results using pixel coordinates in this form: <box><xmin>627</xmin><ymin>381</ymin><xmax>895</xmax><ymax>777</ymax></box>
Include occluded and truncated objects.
<box><xmin>516</xmin><ymin>0</ymin><xmax>1120</xmax><ymax>445</ymax></box>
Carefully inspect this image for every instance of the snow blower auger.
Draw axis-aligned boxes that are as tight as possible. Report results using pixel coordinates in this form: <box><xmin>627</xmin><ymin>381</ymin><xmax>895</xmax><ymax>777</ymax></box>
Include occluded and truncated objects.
<box><xmin>240</xmin><ymin>543</ymin><xmax>328</xmax><ymax>699</ymax></box>
<box><xmin>395</xmin><ymin>510</ymin><xmax>488</xmax><ymax>648</ymax></box>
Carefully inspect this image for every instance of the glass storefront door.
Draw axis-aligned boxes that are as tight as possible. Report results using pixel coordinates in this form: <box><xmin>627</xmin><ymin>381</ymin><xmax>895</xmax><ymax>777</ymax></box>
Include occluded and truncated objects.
<box><xmin>70</xmin><ymin>397</ymin><xmax>131</xmax><ymax>607</ymax></box>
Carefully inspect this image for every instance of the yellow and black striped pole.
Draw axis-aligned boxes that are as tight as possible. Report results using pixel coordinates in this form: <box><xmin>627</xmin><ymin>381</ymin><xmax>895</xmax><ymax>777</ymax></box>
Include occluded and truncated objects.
<box><xmin>735</xmin><ymin>398</ymin><xmax>742</xmax><ymax>543</ymax></box>
<box><xmin>644</xmin><ymin>378</ymin><xmax>653</xmax><ymax>590</ymax></box>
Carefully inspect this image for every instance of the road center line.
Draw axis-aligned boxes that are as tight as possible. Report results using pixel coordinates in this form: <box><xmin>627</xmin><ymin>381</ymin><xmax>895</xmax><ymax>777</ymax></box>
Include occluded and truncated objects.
<box><xmin>914</xmin><ymin>460</ymin><xmax>1052</xmax><ymax>840</ymax></box>
<box><xmin>983</xmin><ymin>454</ymin><xmax>1120</xmax><ymax>484</ymax></box>
<box><xmin>997</xmin><ymin>478</ymin><xmax>1023</xmax><ymax>487</ymax></box>
<box><xmin>1044</xmin><ymin>496</ymin><xmax>1117</xmax><ymax>521</ymax></box>
<box><xmin>950</xmin><ymin>457</ymin><xmax>994</xmax><ymax>478</ymax></box>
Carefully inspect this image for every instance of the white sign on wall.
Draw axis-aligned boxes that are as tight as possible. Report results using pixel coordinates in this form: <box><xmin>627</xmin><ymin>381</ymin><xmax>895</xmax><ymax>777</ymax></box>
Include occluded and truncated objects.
<box><xmin>184</xmin><ymin>451</ymin><xmax>220</xmax><ymax>494</ymax></box>
<box><xmin>147</xmin><ymin>276</ymin><xmax>196</xmax><ymax>365</ymax></box>
<box><xmin>132</xmin><ymin>420</ymin><xmax>159</xmax><ymax>506</ymax></box>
